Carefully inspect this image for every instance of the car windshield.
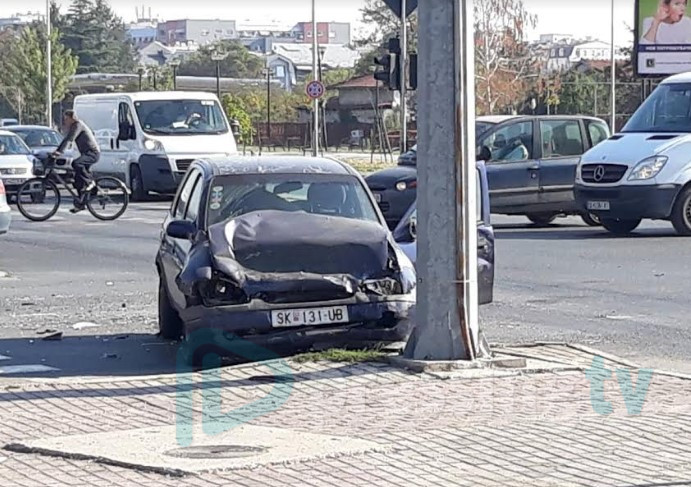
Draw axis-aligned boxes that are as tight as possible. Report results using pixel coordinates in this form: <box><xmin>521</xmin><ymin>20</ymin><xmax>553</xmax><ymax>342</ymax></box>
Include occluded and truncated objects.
<box><xmin>0</xmin><ymin>134</ymin><xmax>30</xmax><ymax>155</ymax></box>
<box><xmin>623</xmin><ymin>83</ymin><xmax>691</xmax><ymax>133</ymax></box>
<box><xmin>11</xmin><ymin>129</ymin><xmax>61</xmax><ymax>147</ymax></box>
<box><xmin>134</xmin><ymin>99</ymin><xmax>228</xmax><ymax>135</ymax></box>
<box><xmin>207</xmin><ymin>174</ymin><xmax>380</xmax><ymax>226</ymax></box>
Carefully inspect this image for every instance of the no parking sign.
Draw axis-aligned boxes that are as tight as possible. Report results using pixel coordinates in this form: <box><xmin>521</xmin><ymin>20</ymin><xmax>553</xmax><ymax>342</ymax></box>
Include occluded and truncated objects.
<box><xmin>305</xmin><ymin>80</ymin><xmax>325</xmax><ymax>100</ymax></box>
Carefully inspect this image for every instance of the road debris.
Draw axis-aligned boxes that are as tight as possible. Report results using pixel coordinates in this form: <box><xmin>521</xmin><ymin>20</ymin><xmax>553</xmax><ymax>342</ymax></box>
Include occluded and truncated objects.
<box><xmin>101</xmin><ymin>353</ymin><xmax>119</xmax><ymax>359</ymax></box>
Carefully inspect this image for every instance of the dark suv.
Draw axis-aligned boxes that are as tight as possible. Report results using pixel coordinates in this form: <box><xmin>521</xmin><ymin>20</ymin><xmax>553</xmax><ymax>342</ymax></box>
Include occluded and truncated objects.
<box><xmin>366</xmin><ymin>115</ymin><xmax>611</xmax><ymax>229</ymax></box>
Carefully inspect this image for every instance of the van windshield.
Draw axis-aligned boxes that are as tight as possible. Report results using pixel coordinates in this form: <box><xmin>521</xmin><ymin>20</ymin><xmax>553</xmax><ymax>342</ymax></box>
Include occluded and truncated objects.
<box><xmin>134</xmin><ymin>99</ymin><xmax>228</xmax><ymax>135</ymax></box>
<box><xmin>623</xmin><ymin>83</ymin><xmax>691</xmax><ymax>133</ymax></box>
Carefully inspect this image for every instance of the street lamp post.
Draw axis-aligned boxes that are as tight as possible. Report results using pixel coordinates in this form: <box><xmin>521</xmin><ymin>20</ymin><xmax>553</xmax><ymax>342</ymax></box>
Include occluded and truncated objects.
<box><xmin>46</xmin><ymin>0</ymin><xmax>52</xmax><ymax>127</ymax></box>
<box><xmin>211</xmin><ymin>51</ymin><xmax>225</xmax><ymax>99</ymax></box>
<box><xmin>610</xmin><ymin>0</ymin><xmax>616</xmax><ymax>132</ymax></box>
<box><xmin>264</xmin><ymin>67</ymin><xmax>272</xmax><ymax>143</ymax></box>
<box><xmin>311</xmin><ymin>0</ymin><xmax>318</xmax><ymax>157</ymax></box>
<box><xmin>169</xmin><ymin>59</ymin><xmax>180</xmax><ymax>90</ymax></box>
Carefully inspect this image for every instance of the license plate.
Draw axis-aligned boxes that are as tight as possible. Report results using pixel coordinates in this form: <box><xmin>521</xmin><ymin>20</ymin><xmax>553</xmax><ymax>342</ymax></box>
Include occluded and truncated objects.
<box><xmin>587</xmin><ymin>201</ymin><xmax>610</xmax><ymax>211</ymax></box>
<box><xmin>373</xmin><ymin>193</ymin><xmax>382</xmax><ymax>203</ymax></box>
<box><xmin>271</xmin><ymin>306</ymin><xmax>349</xmax><ymax>328</ymax></box>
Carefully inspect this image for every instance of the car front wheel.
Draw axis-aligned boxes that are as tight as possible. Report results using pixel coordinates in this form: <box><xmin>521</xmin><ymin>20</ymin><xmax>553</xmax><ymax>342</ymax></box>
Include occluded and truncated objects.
<box><xmin>601</xmin><ymin>218</ymin><xmax>641</xmax><ymax>236</ymax></box>
<box><xmin>581</xmin><ymin>212</ymin><xmax>601</xmax><ymax>227</ymax></box>
<box><xmin>671</xmin><ymin>186</ymin><xmax>691</xmax><ymax>236</ymax></box>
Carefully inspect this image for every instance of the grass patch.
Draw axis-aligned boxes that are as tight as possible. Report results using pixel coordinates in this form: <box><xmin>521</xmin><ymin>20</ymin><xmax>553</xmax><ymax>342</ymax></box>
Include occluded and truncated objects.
<box><xmin>292</xmin><ymin>348</ymin><xmax>390</xmax><ymax>364</ymax></box>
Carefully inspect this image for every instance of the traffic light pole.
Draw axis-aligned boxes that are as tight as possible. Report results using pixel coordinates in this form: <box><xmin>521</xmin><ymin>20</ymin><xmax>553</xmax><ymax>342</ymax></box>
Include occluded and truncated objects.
<box><xmin>400</xmin><ymin>0</ymin><xmax>407</xmax><ymax>153</ymax></box>
<box><xmin>403</xmin><ymin>0</ymin><xmax>479</xmax><ymax>361</ymax></box>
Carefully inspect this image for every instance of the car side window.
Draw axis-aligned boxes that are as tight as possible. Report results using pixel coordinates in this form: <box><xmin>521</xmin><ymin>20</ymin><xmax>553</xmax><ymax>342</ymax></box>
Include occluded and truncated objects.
<box><xmin>185</xmin><ymin>175</ymin><xmax>204</xmax><ymax>222</ymax></box>
<box><xmin>173</xmin><ymin>170</ymin><xmax>200</xmax><ymax>219</ymax></box>
<box><xmin>587</xmin><ymin>121</ymin><xmax>609</xmax><ymax>147</ymax></box>
<box><xmin>480</xmin><ymin>121</ymin><xmax>533</xmax><ymax>163</ymax></box>
<box><xmin>539</xmin><ymin>120</ymin><xmax>584</xmax><ymax>158</ymax></box>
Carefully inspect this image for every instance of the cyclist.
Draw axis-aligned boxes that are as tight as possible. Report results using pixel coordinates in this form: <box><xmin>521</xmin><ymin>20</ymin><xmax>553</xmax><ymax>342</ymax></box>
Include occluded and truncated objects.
<box><xmin>53</xmin><ymin>110</ymin><xmax>101</xmax><ymax>213</ymax></box>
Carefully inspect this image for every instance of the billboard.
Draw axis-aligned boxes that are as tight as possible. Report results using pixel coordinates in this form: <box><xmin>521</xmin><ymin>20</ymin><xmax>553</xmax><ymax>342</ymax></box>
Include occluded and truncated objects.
<box><xmin>636</xmin><ymin>0</ymin><xmax>691</xmax><ymax>76</ymax></box>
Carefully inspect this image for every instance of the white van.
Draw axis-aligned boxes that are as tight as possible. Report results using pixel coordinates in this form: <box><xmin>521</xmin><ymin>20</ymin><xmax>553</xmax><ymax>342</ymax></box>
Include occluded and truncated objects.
<box><xmin>575</xmin><ymin>72</ymin><xmax>691</xmax><ymax>236</ymax></box>
<box><xmin>73</xmin><ymin>91</ymin><xmax>238</xmax><ymax>200</ymax></box>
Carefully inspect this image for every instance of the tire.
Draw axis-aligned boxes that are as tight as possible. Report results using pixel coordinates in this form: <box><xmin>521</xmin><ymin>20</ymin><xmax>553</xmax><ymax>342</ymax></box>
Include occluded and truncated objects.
<box><xmin>158</xmin><ymin>279</ymin><xmax>184</xmax><ymax>340</ymax></box>
<box><xmin>601</xmin><ymin>218</ymin><xmax>641</xmax><ymax>235</ymax></box>
<box><xmin>129</xmin><ymin>165</ymin><xmax>147</xmax><ymax>202</ymax></box>
<box><xmin>86</xmin><ymin>177</ymin><xmax>129</xmax><ymax>221</ymax></box>
<box><xmin>15</xmin><ymin>178</ymin><xmax>61</xmax><ymax>222</ymax></box>
<box><xmin>527</xmin><ymin>213</ymin><xmax>558</xmax><ymax>227</ymax></box>
<box><xmin>581</xmin><ymin>212</ymin><xmax>602</xmax><ymax>227</ymax></box>
<box><xmin>671</xmin><ymin>186</ymin><xmax>691</xmax><ymax>236</ymax></box>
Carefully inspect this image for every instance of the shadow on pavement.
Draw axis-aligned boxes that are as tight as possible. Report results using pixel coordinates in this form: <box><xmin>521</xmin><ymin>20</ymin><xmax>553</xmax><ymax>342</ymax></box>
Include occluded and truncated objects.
<box><xmin>494</xmin><ymin>226</ymin><xmax>680</xmax><ymax>240</ymax></box>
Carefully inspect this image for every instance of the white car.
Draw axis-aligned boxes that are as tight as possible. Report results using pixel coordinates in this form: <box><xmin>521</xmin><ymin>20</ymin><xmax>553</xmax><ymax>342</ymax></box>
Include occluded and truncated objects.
<box><xmin>0</xmin><ymin>130</ymin><xmax>35</xmax><ymax>198</ymax></box>
<box><xmin>0</xmin><ymin>179</ymin><xmax>10</xmax><ymax>234</ymax></box>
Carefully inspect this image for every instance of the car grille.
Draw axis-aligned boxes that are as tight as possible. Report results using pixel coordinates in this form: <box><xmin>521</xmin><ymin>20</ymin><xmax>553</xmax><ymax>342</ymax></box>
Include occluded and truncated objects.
<box><xmin>175</xmin><ymin>159</ymin><xmax>194</xmax><ymax>172</ymax></box>
<box><xmin>581</xmin><ymin>164</ymin><xmax>628</xmax><ymax>184</ymax></box>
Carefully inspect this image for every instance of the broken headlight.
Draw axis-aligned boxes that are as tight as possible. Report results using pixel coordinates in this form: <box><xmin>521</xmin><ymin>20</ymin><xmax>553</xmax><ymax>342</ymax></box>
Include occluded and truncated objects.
<box><xmin>361</xmin><ymin>277</ymin><xmax>402</xmax><ymax>296</ymax></box>
<box><xmin>200</xmin><ymin>277</ymin><xmax>248</xmax><ymax>305</ymax></box>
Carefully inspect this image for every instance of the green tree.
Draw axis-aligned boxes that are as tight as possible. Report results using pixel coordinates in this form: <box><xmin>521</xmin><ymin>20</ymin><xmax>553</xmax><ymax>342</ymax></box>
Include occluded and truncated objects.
<box><xmin>221</xmin><ymin>93</ymin><xmax>253</xmax><ymax>143</ymax></box>
<box><xmin>0</xmin><ymin>24</ymin><xmax>78</xmax><ymax>123</ymax></box>
<box><xmin>178</xmin><ymin>41</ymin><xmax>265</xmax><ymax>79</ymax></box>
<box><xmin>57</xmin><ymin>0</ymin><xmax>136</xmax><ymax>74</ymax></box>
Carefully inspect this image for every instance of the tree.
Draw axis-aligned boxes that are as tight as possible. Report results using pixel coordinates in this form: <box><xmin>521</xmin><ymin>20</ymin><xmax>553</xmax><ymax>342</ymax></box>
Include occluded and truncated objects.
<box><xmin>178</xmin><ymin>41</ymin><xmax>265</xmax><ymax>79</ymax></box>
<box><xmin>474</xmin><ymin>0</ymin><xmax>537</xmax><ymax>114</ymax></box>
<box><xmin>0</xmin><ymin>24</ymin><xmax>78</xmax><ymax>123</ymax></box>
<box><xmin>57</xmin><ymin>0</ymin><xmax>136</xmax><ymax>74</ymax></box>
<box><xmin>222</xmin><ymin>93</ymin><xmax>253</xmax><ymax>144</ymax></box>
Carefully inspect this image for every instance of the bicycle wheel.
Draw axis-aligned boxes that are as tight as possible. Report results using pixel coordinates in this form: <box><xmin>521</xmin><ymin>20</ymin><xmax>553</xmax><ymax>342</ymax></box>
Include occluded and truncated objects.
<box><xmin>16</xmin><ymin>178</ymin><xmax>61</xmax><ymax>222</ymax></box>
<box><xmin>86</xmin><ymin>177</ymin><xmax>129</xmax><ymax>221</ymax></box>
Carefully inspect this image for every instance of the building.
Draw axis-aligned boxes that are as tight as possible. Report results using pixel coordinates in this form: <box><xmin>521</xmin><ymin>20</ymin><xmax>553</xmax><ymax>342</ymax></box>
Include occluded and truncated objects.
<box><xmin>0</xmin><ymin>11</ymin><xmax>44</xmax><ymax>30</ymax></box>
<box><xmin>546</xmin><ymin>40</ymin><xmax>626</xmax><ymax>73</ymax></box>
<box><xmin>292</xmin><ymin>22</ymin><xmax>351</xmax><ymax>45</ymax></box>
<box><xmin>266</xmin><ymin>53</ymin><xmax>298</xmax><ymax>89</ymax></box>
<box><xmin>157</xmin><ymin>19</ymin><xmax>238</xmax><ymax>46</ymax></box>
<box><xmin>538</xmin><ymin>34</ymin><xmax>574</xmax><ymax>45</ymax></box>
<box><xmin>128</xmin><ymin>22</ymin><xmax>158</xmax><ymax>47</ymax></box>
<box><xmin>270</xmin><ymin>43</ymin><xmax>361</xmax><ymax>81</ymax></box>
<box><xmin>137</xmin><ymin>41</ymin><xmax>198</xmax><ymax>67</ymax></box>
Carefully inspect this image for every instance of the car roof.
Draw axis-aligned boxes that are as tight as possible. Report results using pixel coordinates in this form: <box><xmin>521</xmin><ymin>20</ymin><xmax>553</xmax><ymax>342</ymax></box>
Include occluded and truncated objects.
<box><xmin>74</xmin><ymin>91</ymin><xmax>220</xmax><ymax>103</ymax></box>
<box><xmin>662</xmin><ymin>72</ymin><xmax>691</xmax><ymax>84</ymax></box>
<box><xmin>4</xmin><ymin>125</ymin><xmax>56</xmax><ymax>131</ymax></box>
<box><xmin>0</xmin><ymin>129</ymin><xmax>21</xmax><ymax>137</ymax></box>
<box><xmin>199</xmin><ymin>156</ymin><xmax>359</xmax><ymax>177</ymax></box>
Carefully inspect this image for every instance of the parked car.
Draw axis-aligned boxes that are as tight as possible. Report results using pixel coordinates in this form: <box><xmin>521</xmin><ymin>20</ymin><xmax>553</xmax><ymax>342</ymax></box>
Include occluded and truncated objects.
<box><xmin>5</xmin><ymin>125</ymin><xmax>76</xmax><ymax>170</ymax></box>
<box><xmin>575</xmin><ymin>72</ymin><xmax>691</xmax><ymax>236</ymax></box>
<box><xmin>156</xmin><ymin>156</ymin><xmax>417</xmax><ymax>366</ymax></box>
<box><xmin>366</xmin><ymin>115</ymin><xmax>610</xmax><ymax>229</ymax></box>
<box><xmin>0</xmin><ymin>130</ymin><xmax>36</xmax><ymax>197</ymax></box>
<box><xmin>366</xmin><ymin>118</ymin><xmax>501</xmax><ymax>229</ymax></box>
<box><xmin>393</xmin><ymin>161</ymin><xmax>494</xmax><ymax>305</ymax></box>
<box><xmin>0</xmin><ymin>179</ymin><xmax>11</xmax><ymax>234</ymax></box>
<box><xmin>73</xmin><ymin>91</ymin><xmax>239</xmax><ymax>201</ymax></box>
<box><xmin>0</xmin><ymin>118</ymin><xmax>18</xmax><ymax>127</ymax></box>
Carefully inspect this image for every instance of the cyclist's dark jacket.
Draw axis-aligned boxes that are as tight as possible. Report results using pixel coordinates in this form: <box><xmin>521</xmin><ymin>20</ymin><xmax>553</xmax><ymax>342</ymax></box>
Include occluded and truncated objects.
<box><xmin>57</xmin><ymin>120</ymin><xmax>100</xmax><ymax>155</ymax></box>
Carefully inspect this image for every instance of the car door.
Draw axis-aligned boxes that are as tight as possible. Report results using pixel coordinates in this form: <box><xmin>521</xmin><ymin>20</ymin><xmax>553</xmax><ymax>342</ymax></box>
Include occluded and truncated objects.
<box><xmin>480</xmin><ymin>120</ymin><xmax>540</xmax><ymax>212</ymax></box>
<box><xmin>160</xmin><ymin>168</ymin><xmax>203</xmax><ymax>310</ymax></box>
<box><xmin>113</xmin><ymin>100</ymin><xmax>137</xmax><ymax>182</ymax></box>
<box><xmin>476</xmin><ymin>162</ymin><xmax>494</xmax><ymax>305</ymax></box>
<box><xmin>536</xmin><ymin>118</ymin><xmax>586</xmax><ymax>209</ymax></box>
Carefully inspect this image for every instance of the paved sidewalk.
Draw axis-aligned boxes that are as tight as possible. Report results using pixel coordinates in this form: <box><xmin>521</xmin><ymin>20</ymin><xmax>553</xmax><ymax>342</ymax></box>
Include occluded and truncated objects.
<box><xmin>1</xmin><ymin>344</ymin><xmax>691</xmax><ymax>486</ymax></box>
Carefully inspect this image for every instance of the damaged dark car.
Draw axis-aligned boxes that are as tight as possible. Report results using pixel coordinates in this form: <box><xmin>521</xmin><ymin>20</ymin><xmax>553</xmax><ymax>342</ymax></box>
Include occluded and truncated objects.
<box><xmin>156</xmin><ymin>156</ymin><xmax>416</xmax><ymax>365</ymax></box>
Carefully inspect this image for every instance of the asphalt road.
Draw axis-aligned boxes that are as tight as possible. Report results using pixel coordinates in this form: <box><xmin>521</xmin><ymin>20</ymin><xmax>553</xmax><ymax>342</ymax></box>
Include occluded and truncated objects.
<box><xmin>1</xmin><ymin>201</ymin><xmax>690</xmax><ymax>379</ymax></box>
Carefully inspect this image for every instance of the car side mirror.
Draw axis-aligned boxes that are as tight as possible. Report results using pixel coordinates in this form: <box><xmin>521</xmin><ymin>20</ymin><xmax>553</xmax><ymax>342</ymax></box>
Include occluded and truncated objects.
<box><xmin>477</xmin><ymin>145</ymin><xmax>491</xmax><ymax>162</ymax></box>
<box><xmin>118</xmin><ymin>123</ymin><xmax>135</xmax><ymax>141</ymax></box>
<box><xmin>409</xmin><ymin>215</ymin><xmax>417</xmax><ymax>240</ymax></box>
<box><xmin>166</xmin><ymin>220</ymin><xmax>196</xmax><ymax>240</ymax></box>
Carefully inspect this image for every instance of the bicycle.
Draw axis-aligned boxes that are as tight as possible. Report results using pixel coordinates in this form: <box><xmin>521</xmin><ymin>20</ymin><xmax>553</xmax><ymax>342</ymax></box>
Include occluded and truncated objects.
<box><xmin>15</xmin><ymin>155</ymin><xmax>129</xmax><ymax>222</ymax></box>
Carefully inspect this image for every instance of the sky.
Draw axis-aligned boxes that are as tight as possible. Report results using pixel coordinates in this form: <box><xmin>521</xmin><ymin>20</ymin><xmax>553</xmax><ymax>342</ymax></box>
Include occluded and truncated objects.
<box><xmin>0</xmin><ymin>0</ymin><xmax>637</xmax><ymax>46</ymax></box>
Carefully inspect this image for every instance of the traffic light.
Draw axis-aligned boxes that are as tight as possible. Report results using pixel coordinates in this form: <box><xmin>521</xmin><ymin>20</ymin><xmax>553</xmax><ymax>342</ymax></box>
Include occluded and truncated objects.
<box><xmin>373</xmin><ymin>37</ymin><xmax>401</xmax><ymax>91</ymax></box>
<box><xmin>408</xmin><ymin>52</ymin><xmax>417</xmax><ymax>91</ymax></box>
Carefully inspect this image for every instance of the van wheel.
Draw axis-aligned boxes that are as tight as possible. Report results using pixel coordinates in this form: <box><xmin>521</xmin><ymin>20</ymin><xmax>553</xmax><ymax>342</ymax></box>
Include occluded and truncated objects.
<box><xmin>130</xmin><ymin>165</ymin><xmax>147</xmax><ymax>202</ymax></box>
<box><xmin>671</xmin><ymin>186</ymin><xmax>691</xmax><ymax>236</ymax></box>
<box><xmin>601</xmin><ymin>218</ymin><xmax>641</xmax><ymax>235</ymax></box>
<box><xmin>158</xmin><ymin>279</ymin><xmax>183</xmax><ymax>340</ymax></box>
<box><xmin>581</xmin><ymin>212</ymin><xmax>601</xmax><ymax>227</ymax></box>
<box><xmin>527</xmin><ymin>213</ymin><xmax>557</xmax><ymax>227</ymax></box>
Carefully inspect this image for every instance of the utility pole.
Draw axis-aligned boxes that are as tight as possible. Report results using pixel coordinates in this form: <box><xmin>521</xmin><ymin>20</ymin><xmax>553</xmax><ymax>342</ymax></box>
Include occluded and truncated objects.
<box><xmin>46</xmin><ymin>0</ymin><xmax>53</xmax><ymax>127</ymax></box>
<box><xmin>400</xmin><ymin>0</ymin><xmax>407</xmax><ymax>153</ymax></box>
<box><xmin>610</xmin><ymin>0</ymin><xmax>616</xmax><ymax>133</ymax></box>
<box><xmin>404</xmin><ymin>0</ymin><xmax>479</xmax><ymax>361</ymax></box>
<box><xmin>266</xmin><ymin>67</ymin><xmax>272</xmax><ymax>142</ymax></box>
<box><xmin>311</xmin><ymin>0</ymin><xmax>319</xmax><ymax>157</ymax></box>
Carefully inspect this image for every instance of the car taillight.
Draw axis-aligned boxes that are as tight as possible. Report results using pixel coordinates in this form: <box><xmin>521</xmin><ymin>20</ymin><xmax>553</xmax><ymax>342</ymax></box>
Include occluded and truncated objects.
<box><xmin>0</xmin><ymin>180</ymin><xmax>5</xmax><ymax>195</ymax></box>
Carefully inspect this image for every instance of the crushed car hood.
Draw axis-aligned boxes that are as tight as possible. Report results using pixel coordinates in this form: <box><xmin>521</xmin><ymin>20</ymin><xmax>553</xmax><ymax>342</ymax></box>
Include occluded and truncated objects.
<box><xmin>208</xmin><ymin>210</ymin><xmax>390</xmax><ymax>277</ymax></box>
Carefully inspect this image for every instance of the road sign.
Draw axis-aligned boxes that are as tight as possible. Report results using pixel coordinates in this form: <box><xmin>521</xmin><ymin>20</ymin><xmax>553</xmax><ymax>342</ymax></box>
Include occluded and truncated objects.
<box><xmin>382</xmin><ymin>0</ymin><xmax>418</xmax><ymax>18</ymax></box>
<box><xmin>305</xmin><ymin>80</ymin><xmax>325</xmax><ymax>100</ymax></box>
